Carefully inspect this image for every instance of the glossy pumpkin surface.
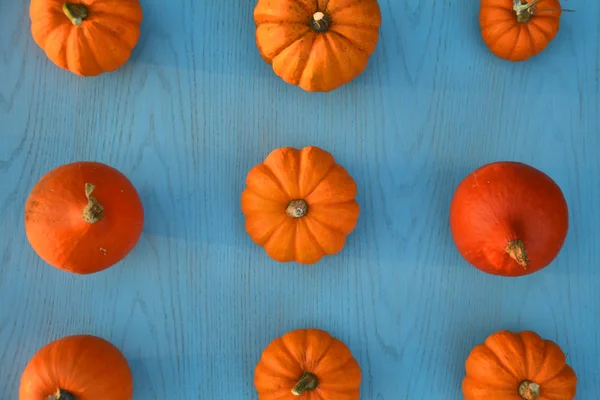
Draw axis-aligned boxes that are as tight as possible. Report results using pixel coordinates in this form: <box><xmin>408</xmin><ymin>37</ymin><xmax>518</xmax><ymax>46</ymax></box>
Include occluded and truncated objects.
<box><xmin>25</xmin><ymin>161</ymin><xmax>144</xmax><ymax>274</ymax></box>
<box><xmin>19</xmin><ymin>334</ymin><xmax>133</xmax><ymax>400</ymax></box>
<box><xmin>450</xmin><ymin>161</ymin><xmax>568</xmax><ymax>276</ymax></box>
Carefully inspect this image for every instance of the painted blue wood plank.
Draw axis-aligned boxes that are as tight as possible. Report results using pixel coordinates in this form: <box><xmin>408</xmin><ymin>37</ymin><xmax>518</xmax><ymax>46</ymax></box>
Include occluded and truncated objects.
<box><xmin>1</xmin><ymin>0</ymin><xmax>598</xmax><ymax>398</ymax></box>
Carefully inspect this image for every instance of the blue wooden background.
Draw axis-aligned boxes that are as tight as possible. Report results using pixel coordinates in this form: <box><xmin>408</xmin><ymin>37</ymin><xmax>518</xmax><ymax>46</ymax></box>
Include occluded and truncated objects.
<box><xmin>1</xmin><ymin>0</ymin><xmax>598</xmax><ymax>398</ymax></box>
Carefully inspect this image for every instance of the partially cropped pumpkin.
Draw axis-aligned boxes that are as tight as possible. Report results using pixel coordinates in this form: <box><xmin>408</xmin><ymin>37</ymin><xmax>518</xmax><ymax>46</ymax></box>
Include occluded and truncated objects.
<box><xmin>30</xmin><ymin>0</ymin><xmax>143</xmax><ymax>76</ymax></box>
<box><xmin>19</xmin><ymin>334</ymin><xmax>133</xmax><ymax>400</ymax></box>
<box><xmin>450</xmin><ymin>161</ymin><xmax>568</xmax><ymax>276</ymax></box>
<box><xmin>463</xmin><ymin>330</ymin><xmax>577</xmax><ymax>400</ymax></box>
<box><xmin>25</xmin><ymin>161</ymin><xmax>144</xmax><ymax>274</ymax></box>
<box><xmin>254</xmin><ymin>0</ymin><xmax>382</xmax><ymax>92</ymax></box>
<box><xmin>255</xmin><ymin>328</ymin><xmax>361</xmax><ymax>399</ymax></box>
<box><xmin>241</xmin><ymin>146</ymin><xmax>360</xmax><ymax>264</ymax></box>
<box><xmin>480</xmin><ymin>0</ymin><xmax>563</xmax><ymax>61</ymax></box>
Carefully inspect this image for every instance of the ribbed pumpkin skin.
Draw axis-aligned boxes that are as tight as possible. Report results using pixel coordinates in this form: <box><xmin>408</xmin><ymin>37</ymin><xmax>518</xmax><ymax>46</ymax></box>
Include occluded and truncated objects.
<box><xmin>254</xmin><ymin>328</ymin><xmax>361</xmax><ymax>400</ymax></box>
<box><xmin>462</xmin><ymin>330</ymin><xmax>577</xmax><ymax>400</ymax></box>
<box><xmin>254</xmin><ymin>0</ymin><xmax>382</xmax><ymax>92</ymax></box>
<box><xmin>19</xmin><ymin>335</ymin><xmax>133</xmax><ymax>400</ymax></box>
<box><xmin>24</xmin><ymin>161</ymin><xmax>144</xmax><ymax>274</ymax></box>
<box><xmin>241</xmin><ymin>146</ymin><xmax>360</xmax><ymax>264</ymax></box>
<box><xmin>30</xmin><ymin>0</ymin><xmax>143</xmax><ymax>76</ymax></box>
<box><xmin>480</xmin><ymin>0</ymin><xmax>561</xmax><ymax>61</ymax></box>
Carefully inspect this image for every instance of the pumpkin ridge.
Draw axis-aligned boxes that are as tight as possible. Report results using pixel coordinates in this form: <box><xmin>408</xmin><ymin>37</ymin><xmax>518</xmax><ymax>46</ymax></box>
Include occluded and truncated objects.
<box><xmin>309</xmin><ymin>333</ymin><xmax>336</xmax><ymax>370</ymax></box>
<box><xmin>305</xmin><ymin>214</ymin><xmax>345</xmax><ymax>236</ymax></box>
<box><xmin>327</xmin><ymin>30</ymin><xmax>367</xmax><ymax>55</ymax></box>
<box><xmin>64</xmin><ymin>28</ymin><xmax>78</xmax><ymax>73</ymax></box>
<box><xmin>300</xmin><ymin>161</ymin><xmax>336</xmax><ymax>198</ymax></box>
<box><xmin>243</xmin><ymin>187</ymin><xmax>288</xmax><ymax>208</ymax></box>
<box><xmin>270</xmin><ymin>31</ymin><xmax>316</xmax><ymax>79</ymax></box>
<box><xmin>480</xmin><ymin>343</ymin><xmax>521</xmax><ymax>380</ymax></box>
<box><xmin>314</xmin><ymin>355</ymin><xmax>357</xmax><ymax>376</ymax></box>
<box><xmin>326</xmin><ymin>0</ymin><xmax>368</xmax><ymax>15</ymax></box>
<box><xmin>78</xmin><ymin>28</ymin><xmax>105</xmax><ymax>74</ymax></box>
<box><xmin>507</xmin><ymin>26</ymin><xmax>525</xmax><ymax>60</ymax></box>
<box><xmin>245</xmin><ymin>214</ymin><xmax>286</xmax><ymax>245</ymax></box>
<box><xmin>87</xmin><ymin>9</ymin><xmax>143</xmax><ymax>25</ymax></box>
<box><xmin>88</xmin><ymin>20</ymin><xmax>135</xmax><ymax>49</ymax></box>
<box><xmin>298</xmin><ymin>218</ymin><xmax>327</xmax><ymax>257</ymax></box>
<box><xmin>528</xmin><ymin>19</ymin><xmax>554</xmax><ymax>39</ymax></box>
<box><xmin>288</xmin><ymin>0</ymin><xmax>313</xmax><ymax>14</ymax></box>
<box><xmin>259</xmin><ymin>162</ymin><xmax>294</xmax><ymax>199</ymax></box>
<box><xmin>486</xmin><ymin>24</ymin><xmax>519</xmax><ymax>47</ymax></box>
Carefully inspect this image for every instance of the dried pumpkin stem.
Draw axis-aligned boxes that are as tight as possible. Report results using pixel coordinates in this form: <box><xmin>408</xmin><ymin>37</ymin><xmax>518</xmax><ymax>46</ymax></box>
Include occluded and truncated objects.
<box><xmin>286</xmin><ymin>199</ymin><xmax>308</xmax><ymax>218</ymax></box>
<box><xmin>83</xmin><ymin>183</ymin><xmax>105</xmax><ymax>223</ymax></box>
<box><xmin>513</xmin><ymin>0</ymin><xmax>541</xmax><ymax>23</ymax></box>
<box><xmin>518</xmin><ymin>380</ymin><xmax>540</xmax><ymax>400</ymax></box>
<box><xmin>63</xmin><ymin>3</ymin><xmax>88</xmax><ymax>27</ymax></box>
<box><xmin>506</xmin><ymin>239</ymin><xmax>530</xmax><ymax>268</ymax></box>
<box><xmin>292</xmin><ymin>372</ymin><xmax>318</xmax><ymax>396</ymax></box>
<box><xmin>312</xmin><ymin>12</ymin><xmax>330</xmax><ymax>32</ymax></box>
<box><xmin>48</xmin><ymin>388</ymin><xmax>76</xmax><ymax>400</ymax></box>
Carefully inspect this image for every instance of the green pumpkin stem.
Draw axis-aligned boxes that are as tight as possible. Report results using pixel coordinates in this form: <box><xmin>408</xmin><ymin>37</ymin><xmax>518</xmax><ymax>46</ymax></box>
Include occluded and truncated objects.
<box><xmin>291</xmin><ymin>372</ymin><xmax>318</xmax><ymax>396</ymax></box>
<box><xmin>48</xmin><ymin>389</ymin><xmax>76</xmax><ymax>400</ymax></box>
<box><xmin>82</xmin><ymin>183</ymin><xmax>105</xmax><ymax>223</ymax></box>
<box><xmin>63</xmin><ymin>3</ymin><xmax>88</xmax><ymax>27</ymax></box>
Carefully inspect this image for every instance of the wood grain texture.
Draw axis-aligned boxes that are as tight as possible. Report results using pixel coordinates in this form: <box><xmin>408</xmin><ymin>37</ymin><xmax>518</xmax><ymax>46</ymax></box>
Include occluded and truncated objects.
<box><xmin>1</xmin><ymin>0</ymin><xmax>598</xmax><ymax>398</ymax></box>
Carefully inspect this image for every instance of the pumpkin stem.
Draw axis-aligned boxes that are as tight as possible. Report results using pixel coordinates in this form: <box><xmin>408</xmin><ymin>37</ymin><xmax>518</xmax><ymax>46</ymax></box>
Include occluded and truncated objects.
<box><xmin>518</xmin><ymin>380</ymin><xmax>540</xmax><ymax>400</ymax></box>
<box><xmin>312</xmin><ymin>12</ymin><xmax>330</xmax><ymax>32</ymax></box>
<box><xmin>62</xmin><ymin>3</ymin><xmax>88</xmax><ymax>27</ymax></box>
<box><xmin>513</xmin><ymin>0</ymin><xmax>540</xmax><ymax>23</ymax></box>
<box><xmin>506</xmin><ymin>239</ymin><xmax>530</xmax><ymax>268</ymax></box>
<box><xmin>82</xmin><ymin>183</ymin><xmax>105</xmax><ymax>223</ymax></box>
<box><xmin>286</xmin><ymin>199</ymin><xmax>308</xmax><ymax>218</ymax></box>
<box><xmin>48</xmin><ymin>388</ymin><xmax>76</xmax><ymax>400</ymax></box>
<box><xmin>292</xmin><ymin>372</ymin><xmax>318</xmax><ymax>396</ymax></box>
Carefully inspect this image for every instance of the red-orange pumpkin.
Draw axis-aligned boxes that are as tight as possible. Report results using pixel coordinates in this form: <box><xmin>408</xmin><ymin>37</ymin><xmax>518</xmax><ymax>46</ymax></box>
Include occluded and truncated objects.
<box><xmin>254</xmin><ymin>328</ymin><xmax>361</xmax><ymax>399</ymax></box>
<box><xmin>463</xmin><ymin>330</ymin><xmax>577</xmax><ymax>399</ymax></box>
<box><xmin>24</xmin><ymin>161</ymin><xmax>144</xmax><ymax>274</ymax></box>
<box><xmin>450</xmin><ymin>161</ymin><xmax>568</xmax><ymax>276</ymax></box>
<box><xmin>30</xmin><ymin>0</ymin><xmax>143</xmax><ymax>76</ymax></box>
<box><xmin>480</xmin><ymin>0</ymin><xmax>563</xmax><ymax>61</ymax></box>
<box><xmin>241</xmin><ymin>146</ymin><xmax>360</xmax><ymax>264</ymax></box>
<box><xmin>19</xmin><ymin>334</ymin><xmax>133</xmax><ymax>400</ymax></box>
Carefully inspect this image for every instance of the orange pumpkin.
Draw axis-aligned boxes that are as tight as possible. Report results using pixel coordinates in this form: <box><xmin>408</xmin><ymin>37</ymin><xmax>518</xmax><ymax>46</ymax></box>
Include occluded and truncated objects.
<box><xmin>480</xmin><ymin>0</ymin><xmax>563</xmax><ymax>61</ymax></box>
<box><xmin>463</xmin><ymin>330</ymin><xmax>577</xmax><ymax>400</ymax></box>
<box><xmin>30</xmin><ymin>0</ymin><xmax>143</xmax><ymax>76</ymax></box>
<box><xmin>241</xmin><ymin>146</ymin><xmax>360</xmax><ymax>264</ymax></box>
<box><xmin>253</xmin><ymin>0</ymin><xmax>382</xmax><ymax>92</ymax></box>
<box><xmin>19</xmin><ymin>334</ymin><xmax>133</xmax><ymax>400</ymax></box>
<box><xmin>25</xmin><ymin>161</ymin><xmax>144</xmax><ymax>274</ymax></box>
<box><xmin>255</xmin><ymin>328</ymin><xmax>361</xmax><ymax>399</ymax></box>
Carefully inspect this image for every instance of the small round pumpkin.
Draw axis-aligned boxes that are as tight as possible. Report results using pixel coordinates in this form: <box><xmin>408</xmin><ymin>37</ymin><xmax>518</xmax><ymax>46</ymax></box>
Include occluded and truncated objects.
<box><xmin>19</xmin><ymin>334</ymin><xmax>133</xmax><ymax>400</ymax></box>
<box><xmin>480</xmin><ymin>0</ymin><xmax>563</xmax><ymax>61</ymax></box>
<box><xmin>450</xmin><ymin>161</ymin><xmax>568</xmax><ymax>276</ymax></box>
<box><xmin>241</xmin><ymin>146</ymin><xmax>360</xmax><ymax>264</ymax></box>
<box><xmin>463</xmin><ymin>330</ymin><xmax>577</xmax><ymax>400</ymax></box>
<box><xmin>253</xmin><ymin>0</ymin><xmax>382</xmax><ymax>92</ymax></box>
<box><xmin>255</xmin><ymin>328</ymin><xmax>361</xmax><ymax>399</ymax></box>
<box><xmin>30</xmin><ymin>0</ymin><xmax>143</xmax><ymax>76</ymax></box>
<box><xmin>25</xmin><ymin>161</ymin><xmax>144</xmax><ymax>274</ymax></box>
